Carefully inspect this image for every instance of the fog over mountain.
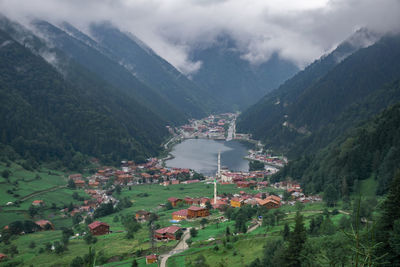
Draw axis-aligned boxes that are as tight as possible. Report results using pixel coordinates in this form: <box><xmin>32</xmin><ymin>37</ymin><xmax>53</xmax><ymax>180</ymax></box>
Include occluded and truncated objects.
<box><xmin>1</xmin><ymin>0</ymin><xmax>400</xmax><ymax>74</ymax></box>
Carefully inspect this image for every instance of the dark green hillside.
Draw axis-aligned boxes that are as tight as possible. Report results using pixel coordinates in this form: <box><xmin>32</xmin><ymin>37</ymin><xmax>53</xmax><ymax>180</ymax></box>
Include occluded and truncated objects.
<box><xmin>32</xmin><ymin>20</ymin><xmax>186</xmax><ymax>125</ymax></box>
<box><xmin>238</xmin><ymin>33</ymin><xmax>400</xmax><ymax>157</ymax></box>
<box><xmin>0</xmin><ymin>28</ymin><xmax>168</xmax><ymax>166</ymax></box>
<box><xmin>274</xmin><ymin>100</ymin><xmax>400</xmax><ymax>195</ymax></box>
<box><xmin>236</xmin><ymin>35</ymin><xmax>363</xmax><ymax>143</ymax></box>
<box><xmin>190</xmin><ymin>34</ymin><xmax>298</xmax><ymax>110</ymax></box>
<box><xmin>87</xmin><ymin>22</ymin><xmax>223</xmax><ymax>117</ymax></box>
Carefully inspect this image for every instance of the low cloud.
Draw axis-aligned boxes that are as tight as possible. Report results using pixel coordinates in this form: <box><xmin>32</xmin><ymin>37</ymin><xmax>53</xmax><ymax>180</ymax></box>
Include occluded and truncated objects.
<box><xmin>1</xmin><ymin>0</ymin><xmax>399</xmax><ymax>73</ymax></box>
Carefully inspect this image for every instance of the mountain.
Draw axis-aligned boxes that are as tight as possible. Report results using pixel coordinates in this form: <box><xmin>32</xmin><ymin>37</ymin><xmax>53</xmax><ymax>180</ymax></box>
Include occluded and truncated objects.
<box><xmin>0</xmin><ymin>17</ymin><xmax>169</xmax><ymax>167</ymax></box>
<box><xmin>237</xmin><ymin>30</ymin><xmax>400</xmax><ymax>156</ymax></box>
<box><xmin>65</xmin><ymin>22</ymin><xmax>224</xmax><ymax>118</ymax></box>
<box><xmin>189</xmin><ymin>34</ymin><xmax>299</xmax><ymax>110</ymax></box>
<box><xmin>30</xmin><ymin>20</ymin><xmax>188</xmax><ymax>125</ymax></box>
<box><xmin>274</xmin><ymin>95</ymin><xmax>400</xmax><ymax>195</ymax></box>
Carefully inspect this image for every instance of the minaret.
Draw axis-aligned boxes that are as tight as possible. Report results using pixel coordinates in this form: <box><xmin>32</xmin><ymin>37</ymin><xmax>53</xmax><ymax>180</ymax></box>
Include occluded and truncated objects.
<box><xmin>214</xmin><ymin>151</ymin><xmax>220</xmax><ymax>204</ymax></box>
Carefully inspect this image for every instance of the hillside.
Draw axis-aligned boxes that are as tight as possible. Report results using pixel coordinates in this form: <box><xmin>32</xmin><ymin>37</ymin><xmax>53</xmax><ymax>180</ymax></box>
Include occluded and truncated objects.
<box><xmin>274</xmin><ymin>98</ymin><xmax>400</xmax><ymax>195</ymax></box>
<box><xmin>86</xmin><ymin>22</ymin><xmax>224</xmax><ymax>117</ymax></box>
<box><xmin>30</xmin><ymin>20</ymin><xmax>192</xmax><ymax>125</ymax></box>
<box><xmin>190</xmin><ymin>34</ymin><xmax>299</xmax><ymax>110</ymax></box>
<box><xmin>0</xmin><ymin>24</ymin><xmax>168</xmax><ymax>167</ymax></box>
<box><xmin>236</xmin><ymin>30</ymin><xmax>400</xmax><ymax>156</ymax></box>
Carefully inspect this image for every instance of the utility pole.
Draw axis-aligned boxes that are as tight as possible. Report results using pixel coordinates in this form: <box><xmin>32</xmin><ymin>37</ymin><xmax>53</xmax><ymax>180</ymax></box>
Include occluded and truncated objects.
<box><xmin>214</xmin><ymin>151</ymin><xmax>220</xmax><ymax>204</ymax></box>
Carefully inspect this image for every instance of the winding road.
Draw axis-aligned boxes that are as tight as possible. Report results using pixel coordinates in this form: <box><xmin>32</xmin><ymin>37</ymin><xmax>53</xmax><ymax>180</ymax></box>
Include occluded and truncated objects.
<box><xmin>160</xmin><ymin>228</ymin><xmax>191</xmax><ymax>267</ymax></box>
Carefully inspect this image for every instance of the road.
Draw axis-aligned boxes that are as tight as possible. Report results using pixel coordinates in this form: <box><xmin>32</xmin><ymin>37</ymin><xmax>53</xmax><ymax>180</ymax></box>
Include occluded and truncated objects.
<box><xmin>160</xmin><ymin>228</ymin><xmax>191</xmax><ymax>267</ymax></box>
<box><xmin>226</xmin><ymin>118</ymin><xmax>236</xmax><ymax>141</ymax></box>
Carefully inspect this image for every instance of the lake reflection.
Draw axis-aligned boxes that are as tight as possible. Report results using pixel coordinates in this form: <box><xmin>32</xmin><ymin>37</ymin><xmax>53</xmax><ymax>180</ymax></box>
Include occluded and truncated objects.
<box><xmin>166</xmin><ymin>139</ymin><xmax>249</xmax><ymax>176</ymax></box>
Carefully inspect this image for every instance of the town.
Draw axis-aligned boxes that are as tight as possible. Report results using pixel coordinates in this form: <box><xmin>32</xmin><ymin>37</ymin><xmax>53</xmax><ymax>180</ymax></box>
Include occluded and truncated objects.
<box><xmin>0</xmin><ymin>114</ymin><xmax>330</xmax><ymax>267</ymax></box>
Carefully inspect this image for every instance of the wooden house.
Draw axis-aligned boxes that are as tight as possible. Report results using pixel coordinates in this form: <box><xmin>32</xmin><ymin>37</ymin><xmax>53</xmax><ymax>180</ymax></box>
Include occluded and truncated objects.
<box><xmin>168</xmin><ymin>197</ymin><xmax>182</xmax><ymax>207</ymax></box>
<box><xmin>74</xmin><ymin>180</ymin><xmax>85</xmax><ymax>188</ymax></box>
<box><xmin>0</xmin><ymin>253</ymin><xmax>7</xmax><ymax>262</ymax></box>
<box><xmin>136</xmin><ymin>210</ymin><xmax>156</xmax><ymax>222</ymax></box>
<box><xmin>172</xmin><ymin>209</ymin><xmax>188</xmax><ymax>221</ymax></box>
<box><xmin>88</xmin><ymin>221</ymin><xmax>110</xmax><ymax>236</ymax></box>
<box><xmin>187</xmin><ymin>206</ymin><xmax>209</xmax><ymax>218</ymax></box>
<box><xmin>154</xmin><ymin>226</ymin><xmax>182</xmax><ymax>240</ymax></box>
<box><xmin>146</xmin><ymin>254</ymin><xmax>157</xmax><ymax>264</ymax></box>
<box><xmin>35</xmin><ymin>220</ymin><xmax>54</xmax><ymax>230</ymax></box>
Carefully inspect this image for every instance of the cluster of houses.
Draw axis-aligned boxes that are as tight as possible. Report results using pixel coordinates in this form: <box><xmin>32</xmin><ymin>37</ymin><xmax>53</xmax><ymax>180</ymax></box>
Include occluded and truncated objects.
<box><xmin>68</xmin><ymin>159</ymin><xmax>199</xmax><ymax>190</ymax></box>
<box><xmin>165</xmin><ymin>192</ymin><xmax>283</xmax><ymax>222</ymax></box>
<box><xmin>271</xmin><ymin>181</ymin><xmax>322</xmax><ymax>204</ymax></box>
<box><xmin>178</xmin><ymin>113</ymin><xmax>236</xmax><ymax>140</ymax></box>
<box><xmin>246</xmin><ymin>150</ymin><xmax>288</xmax><ymax>168</ymax></box>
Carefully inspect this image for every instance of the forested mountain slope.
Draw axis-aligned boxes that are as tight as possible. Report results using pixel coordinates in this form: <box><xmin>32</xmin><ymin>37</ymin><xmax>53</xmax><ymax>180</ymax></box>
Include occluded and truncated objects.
<box><xmin>190</xmin><ymin>34</ymin><xmax>299</xmax><ymax>110</ymax></box>
<box><xmin>237</xmin><ymin>32</ymin><xmax>400</xmax><ymax>157</ymax></box>
<box><xmin>274</xmin><ymin>97</ymin><xmax>400</xmax><ymax>196</ymax></box>
<box><xmin>0</xmin><ymin>23</ymin><xmax>168</xmax><ymax>168</ymax></box>
<box><xmin>31</xmin><ymin>20</ymin><xmax>188</xmax><ymax>125</ymax></box>
<box><xmin>86</xmin><ymin>23</ymin><xmax>224</xmax><ymax>116</ymax></box>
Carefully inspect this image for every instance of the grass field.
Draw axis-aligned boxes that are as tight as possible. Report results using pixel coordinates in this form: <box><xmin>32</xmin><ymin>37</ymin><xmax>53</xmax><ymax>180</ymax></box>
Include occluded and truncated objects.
<box><xmin>0</xmin><ymin>162</ymin><xmax>91</xmax><ymax>229</ymax></box>
<box><xmin>1</xmin><ymin>163</ymin><xmax>352</xmax><ymax>267</ymax></box>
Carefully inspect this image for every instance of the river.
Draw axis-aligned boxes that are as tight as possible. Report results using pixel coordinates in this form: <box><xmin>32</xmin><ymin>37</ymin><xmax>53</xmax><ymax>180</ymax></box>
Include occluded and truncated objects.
<box><xmin>165</xmin><ymin>139</ymin><xmax>250</xmax><ymax>176</ymax></box>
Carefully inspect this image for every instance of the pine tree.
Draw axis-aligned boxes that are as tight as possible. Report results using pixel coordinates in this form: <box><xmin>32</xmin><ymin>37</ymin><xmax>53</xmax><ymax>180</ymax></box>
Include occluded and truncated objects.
<box><xmin>285</xmin><ymin>211</ymin><xmax>307</xmax><ymax>266</ymax></box>
<box><xmin>375</xmin><ymin>170</ymin><xmax>400</xmax><ymax>264</ymax></box>
<box><xmin>283</xmin><ymin>223</ymin><xmax>290</xmax><ymax>241</ymax></box>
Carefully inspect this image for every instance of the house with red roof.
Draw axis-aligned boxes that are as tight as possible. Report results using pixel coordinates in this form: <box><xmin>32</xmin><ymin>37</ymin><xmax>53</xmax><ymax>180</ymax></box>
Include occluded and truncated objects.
<box><xmin>74</xmin><ymin>180</ymin><xmax>85</xmax><ymax>188</ymax></box>
<box><xmin>69</xmin><ymin>174</ymin><xmax>82</xmax><ymax>180</ymax></box>
<box><xmin>154</xmin><ymin>226</ymin><xmax>182</xmax><ymax>240</ymax></box>
<box><xmin>0</xmin><ymin>253</ymin><xmax>7</xmax><ymax>262</ymax></box>
<box><xmin>146</xmin><ymin>254</ymin><xmax>158</xmax><ymax>264</ymax></box>
<box><xmin>257</xmin><ymin>195</ymin><xmax>281</xmax><ymax>209</ymax></box>
<box><xmin>88</xmin><ymin>221</ymin><xmax>110</xmax><ymax>235</ymax></box>
<box><xmin>172</xmin><ymin>209</ymin><xmax>188</xmax><ymax>221</ymax></box>
<box><xmin>35</xmin><ymin>220</ymin><xmax>54</xmax><ymax>230</ymax></box>
<box><xmin>187</xmin><ymin>206</ymin><xmax>209</xmax><ymax>218</ymax></box>
<box><xmin>168</xmin><ymin>197</ymin><xmax>182</xmax><ymax>207</ymax></box>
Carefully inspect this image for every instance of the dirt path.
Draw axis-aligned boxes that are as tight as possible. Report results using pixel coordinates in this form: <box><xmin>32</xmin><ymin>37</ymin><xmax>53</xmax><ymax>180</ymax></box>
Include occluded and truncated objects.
<box><xmin>247</xmin><ymin>221</ymin><xmax>261</xmax><ymax>233</ymax></box>
<box><xmin>19</xmin><ymin>185</ymin><xmax>66</xmax><ymax>202</ymax></box>
<box><xmin>160</xmin><ymin>228</ymin><xmax>191</xmax><ymax>267</ymax></box>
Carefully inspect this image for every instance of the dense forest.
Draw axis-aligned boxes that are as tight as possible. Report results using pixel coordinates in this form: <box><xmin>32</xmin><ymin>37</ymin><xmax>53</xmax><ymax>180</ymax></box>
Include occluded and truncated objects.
<box><xmin>237</xmin><ymin>31</ymin><xmax>400</xmax><ymax>157</ymax></box>
<box><xmin>273</xmin><ymin>100</ymin><xmax>400</xmax><ymax>196</ymax></box>
<box><xmin>0</xmin><ymin>25</ymin><xmax>168</xmax><ymax>169</ymax></box>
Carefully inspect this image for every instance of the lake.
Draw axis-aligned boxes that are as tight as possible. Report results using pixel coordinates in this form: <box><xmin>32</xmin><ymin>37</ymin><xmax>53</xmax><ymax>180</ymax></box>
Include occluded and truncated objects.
<box><xmin>165</xmin><ymin>139</ymin><xmax>250</xmax><ymax>176</ymax></box>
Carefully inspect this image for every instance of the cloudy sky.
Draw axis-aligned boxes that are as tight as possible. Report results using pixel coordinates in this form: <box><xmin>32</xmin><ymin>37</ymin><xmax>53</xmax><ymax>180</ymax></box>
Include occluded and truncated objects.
<box><xmin>1</xmin><ymin>0</ymin><xmax>400</xmax><ymax>73</ymax></box>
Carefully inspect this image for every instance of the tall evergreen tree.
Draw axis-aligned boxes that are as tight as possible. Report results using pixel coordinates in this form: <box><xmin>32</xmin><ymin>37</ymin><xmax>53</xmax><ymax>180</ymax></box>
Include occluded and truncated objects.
<box><xmin>375</xmin><ymin>170</ymin><xmax>400</xmax><ymax>265</ymax></box>
<box><xmin>285</xmin><ymin>211</ymin><xmax>307</xmax><ymax>266</ymax></box>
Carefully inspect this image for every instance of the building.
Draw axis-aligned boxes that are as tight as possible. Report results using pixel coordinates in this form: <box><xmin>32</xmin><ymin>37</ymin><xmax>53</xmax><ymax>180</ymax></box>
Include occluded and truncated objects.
<box><xmin>154</xmin><ymin>226</ymin><xmax>182</xmax><ymax>240</ymax></box>
<box><xmin>88</xmin><ymin>221</ymin><xmax>110</xmax><ymax>235</ymax></box>
<box><xmin>236</xmin><ymin>181</ymin><xmax>250</xmax><ymax>188</ymax></box>
<box><xmin>168</xmin><ymin>197</ymin><xmax>182</xmax><ymax>207</ymax></box>
<box><xmin>257</xmin><ymin>195</ymin><xmax>281</xmax><ymax>209</ymax></box>
<box><xmin>230</xmin><ymin>197</ymin><xmax>243</xmax><ymax>208</ymax></box>
<box><xmin>172</xmin><ymin>209</ymin><xmax>188</xmax><ymax>221</ymax></box>
<box><xmin>32</xmin><ymin>200</ymin><xmax>44</xmax><ymax>206</ymax></box>
<box><xmin>74</xmin><ymin>180</ymin><xmax>85</xmax><ymax>188</ymax></box>
<box><xmin>68</xmin><ymin>174</ymin><xmax>82</xmax><ymax>180</ymax></box>
<box><xmin>136</xmin><ymin>210</ymin><xmax>156</xmax><ymax>222</ymax></box>
<box><xmin>0</xmin><ymin>254</ymin><xmax>7</xmax><ymax>262</ymax></box>
<box><xmin>187</xmin><ymin>206</ymin><xmax>210</xmax><ymax>218</ymax></box>
<box><xmin>35</xmin><ymin>220</ymin><xmax>54</xmax><ymax>230</ymax></box>
<box><xmin>184</xmin><ymin>197</ymin><xmax>194</xmax><ymax>205</ymax></box>
<box><xmin>146</xmin><ymin>254</ymin><xmax>157</xmax><ymax>264</ymax></box>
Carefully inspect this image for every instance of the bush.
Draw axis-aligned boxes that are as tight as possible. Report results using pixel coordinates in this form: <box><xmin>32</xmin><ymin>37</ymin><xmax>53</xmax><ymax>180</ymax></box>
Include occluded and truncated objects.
<box><xmin>190</xmin><ymin>228</ymin><xmax>198</xmax><ymax>238</ymax></box>
<box><xmin>1</xmin><ymin>169</ymin><xmax>11</xmax><ymax>178</ymax></box>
